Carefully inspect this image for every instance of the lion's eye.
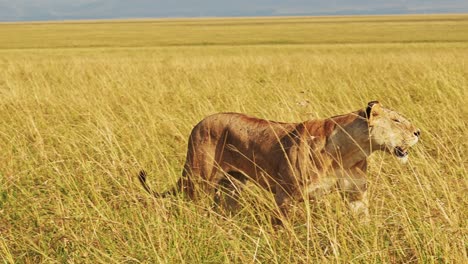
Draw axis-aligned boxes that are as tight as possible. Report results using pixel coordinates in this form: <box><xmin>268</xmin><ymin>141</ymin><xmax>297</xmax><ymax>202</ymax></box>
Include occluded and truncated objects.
<box><xmin>392</xmin><ymin>119</ymin><xmax>401</xmax><ymax>123</ymax></box>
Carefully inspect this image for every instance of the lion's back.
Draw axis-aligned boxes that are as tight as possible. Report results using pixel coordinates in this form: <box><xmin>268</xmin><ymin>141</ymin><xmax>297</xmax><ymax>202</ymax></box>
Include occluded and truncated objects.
<box><xmin>188</xmin><ymin>112</ymin><xmax>297</xmax><ymax>152</ymax></box>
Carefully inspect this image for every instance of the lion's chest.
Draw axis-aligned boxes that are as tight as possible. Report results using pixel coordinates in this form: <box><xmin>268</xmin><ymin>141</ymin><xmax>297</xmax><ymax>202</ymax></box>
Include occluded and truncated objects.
<box><xmin>304</xmin><ymin>164</ymin><xmax>367</xmax><ymax>198</ymax></box>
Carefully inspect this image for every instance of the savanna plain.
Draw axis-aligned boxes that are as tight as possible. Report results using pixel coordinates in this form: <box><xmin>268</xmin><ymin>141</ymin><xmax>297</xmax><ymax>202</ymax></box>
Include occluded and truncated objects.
<box><xmin>0</xmin><ymin>14</ymin><xmax>467</xmax><ymax>263</ymax></box>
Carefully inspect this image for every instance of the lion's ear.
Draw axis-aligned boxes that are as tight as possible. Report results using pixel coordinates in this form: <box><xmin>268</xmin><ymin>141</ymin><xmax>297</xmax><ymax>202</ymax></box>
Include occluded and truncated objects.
<box><xmin>366</xmin><ymin>101</ymin><xmax>381</xmax><ymax>123</ymax></box>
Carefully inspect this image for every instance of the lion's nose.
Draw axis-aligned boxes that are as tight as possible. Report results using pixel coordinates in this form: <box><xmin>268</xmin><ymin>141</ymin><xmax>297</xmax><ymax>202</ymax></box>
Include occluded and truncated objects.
<box><xmin>414</xmin><ymin>130</ymin><xmax>421</xmax><ymax>137</ymax></box>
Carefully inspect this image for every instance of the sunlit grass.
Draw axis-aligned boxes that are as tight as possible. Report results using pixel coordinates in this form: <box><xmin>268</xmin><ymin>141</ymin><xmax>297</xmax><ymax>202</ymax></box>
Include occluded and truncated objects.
<box><xmin>0</xmin><ymin>14</ymin><xmax>467</xmax><ymax>263</ymax></box>
<box><xmin>1</xmin><ymin>14</ymin><xmax>468</xmax><ymax>49</ymax></box>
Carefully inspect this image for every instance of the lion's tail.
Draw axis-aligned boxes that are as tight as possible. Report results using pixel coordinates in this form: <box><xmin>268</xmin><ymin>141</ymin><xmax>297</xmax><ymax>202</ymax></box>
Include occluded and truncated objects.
<box><xmin>138</xmin><ymin>170</ymin><xmax>177</xmax><ymax>198</ymax></box>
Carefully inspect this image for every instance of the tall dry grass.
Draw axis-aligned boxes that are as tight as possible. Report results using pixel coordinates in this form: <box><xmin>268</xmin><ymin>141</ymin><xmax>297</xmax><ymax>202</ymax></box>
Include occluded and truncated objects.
<box><xmin>0</xmin><ymin>15</ymin><xmax>467</xmax><ymax>263</ymax></box>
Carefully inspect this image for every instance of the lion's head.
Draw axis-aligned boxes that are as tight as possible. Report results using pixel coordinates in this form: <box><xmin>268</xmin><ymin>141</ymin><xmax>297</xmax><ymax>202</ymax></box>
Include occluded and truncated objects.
<box><xmin>366</xmin><ymin>101</ymin><xmax>420</xmax><ymax>163</ymax></box>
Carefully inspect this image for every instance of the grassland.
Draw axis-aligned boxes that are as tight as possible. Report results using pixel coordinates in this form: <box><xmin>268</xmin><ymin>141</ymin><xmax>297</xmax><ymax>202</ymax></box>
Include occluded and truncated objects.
<box><xmin>0</xmin><ymin>14</ymin><xmax>467</xmax><ymax>263</ymax></box>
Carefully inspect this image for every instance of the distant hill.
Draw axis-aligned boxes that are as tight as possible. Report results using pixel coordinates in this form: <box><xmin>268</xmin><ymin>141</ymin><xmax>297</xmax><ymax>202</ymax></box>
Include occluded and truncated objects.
<box><xmin>1</xmin><ymin>0</ymin><xmax>468</xmax><ymax>21</ymax></box>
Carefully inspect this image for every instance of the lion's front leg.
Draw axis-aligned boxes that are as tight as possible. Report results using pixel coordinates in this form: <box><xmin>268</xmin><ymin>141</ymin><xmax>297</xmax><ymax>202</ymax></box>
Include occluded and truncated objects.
<box><xmin>346</xmin><ymin>189</ymin><xmax>369</xmax><ymax>220</ymax></box>
<box><xmin>272</xmin><ymin>187</ymin><xmax>295</xmax><ymax>225</ymax></box>
<box><xmin>338</xmin><ymin>178</ymin><xmax>369</xmax><ymax>220</ymax></box>
<box><xmin>338</xmin><ymin>161</ymin><xmax>370</xmax><ymax>221</ymax></box>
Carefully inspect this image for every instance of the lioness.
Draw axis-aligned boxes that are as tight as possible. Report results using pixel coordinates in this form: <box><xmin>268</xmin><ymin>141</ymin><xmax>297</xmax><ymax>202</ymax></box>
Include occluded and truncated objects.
<box><xmin>139</xmin><ymin>101</ymin><xmax>420</xmax><ymax>220</ymax></box>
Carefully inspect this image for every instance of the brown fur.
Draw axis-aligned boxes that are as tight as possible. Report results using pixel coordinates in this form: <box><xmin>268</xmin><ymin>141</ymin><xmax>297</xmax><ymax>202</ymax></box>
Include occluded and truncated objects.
<box><xmin>139</xmin><ymin>101</ymin><xmax>420</xmax><ymax>221</ymax></box>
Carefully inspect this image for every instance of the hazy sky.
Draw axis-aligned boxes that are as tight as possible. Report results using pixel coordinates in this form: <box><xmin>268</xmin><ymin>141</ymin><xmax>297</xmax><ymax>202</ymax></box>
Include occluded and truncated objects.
<box><xmin>1</xmin><ymin>0</ymin><xmax>468</xmax><ymax>21</ymax></box>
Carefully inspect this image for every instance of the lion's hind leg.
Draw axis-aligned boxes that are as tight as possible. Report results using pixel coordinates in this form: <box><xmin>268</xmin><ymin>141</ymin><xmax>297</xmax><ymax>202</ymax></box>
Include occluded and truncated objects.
<box><xmin>173</xmin><ymin>171</ymin><xmax>195</xmax><ymax>199</ymax></box>
<box><xmin>214</xmin><ymin>171</ymin><xmax>247</xmax><ymax>213</ymax></box>
<box><xmin>180</xmin><ymin>147</ymin><xmax>225</xmax><ymax>201</ymax></box>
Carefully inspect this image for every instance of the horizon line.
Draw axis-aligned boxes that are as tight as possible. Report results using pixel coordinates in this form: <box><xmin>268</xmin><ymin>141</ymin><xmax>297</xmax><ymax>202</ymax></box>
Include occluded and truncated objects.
<box><xmin>2</xmin><ymin>12</ymin><xmax>468</xmax><ymax>24</ymax></box>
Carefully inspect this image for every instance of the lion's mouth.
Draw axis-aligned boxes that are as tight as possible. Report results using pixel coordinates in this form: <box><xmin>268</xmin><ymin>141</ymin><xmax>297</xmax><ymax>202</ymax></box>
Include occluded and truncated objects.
<box><xmin>394</xmin><ymin>146</ymin><xmax>408</xmax><ymax>158</ymax></box>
